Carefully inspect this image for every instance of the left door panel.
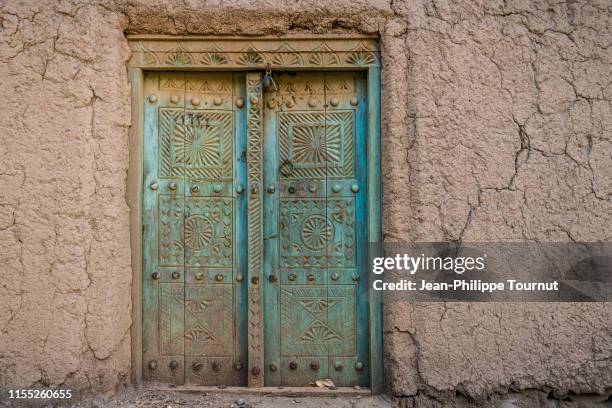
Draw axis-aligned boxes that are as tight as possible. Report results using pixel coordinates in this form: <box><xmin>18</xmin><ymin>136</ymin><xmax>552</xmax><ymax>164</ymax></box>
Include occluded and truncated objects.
<box><xmin>142</xmin><ymin>72</ymin><xmax>247</xmax><ymax>386</ymax></box>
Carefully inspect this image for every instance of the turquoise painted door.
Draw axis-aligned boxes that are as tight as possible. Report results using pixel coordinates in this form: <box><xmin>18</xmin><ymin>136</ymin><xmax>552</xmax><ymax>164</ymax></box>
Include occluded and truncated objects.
<box><xmin>142</xmin><ymin>72</ymin><xmax>248</xmax><ymax>385</ymax></box>
<box><xmin>263</xmin><ymin>72</ymin><xmax>369</xmax><ymax>387</ymax></box>
<box><xmin>143</xmin><ymin>71</ymin><xmax>369</xmax><ymax>388</ymax></box>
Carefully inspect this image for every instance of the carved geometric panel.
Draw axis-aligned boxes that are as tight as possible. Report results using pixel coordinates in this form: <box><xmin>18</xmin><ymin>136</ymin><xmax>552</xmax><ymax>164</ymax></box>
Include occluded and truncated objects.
<box><xmin>159</xmin><ymin>283</ymin><xmax>185</xmax><ymax>356</ymax></box>
<box><xmin>159</xmin><ymin>108</ymin><xmax>233</xmax><ymax>181</ymax></box>
<box><xmin>275</xmin><ymin>75</ymin><xmax>356</xmax><ymax>96</ymax></box>
<box><xmin>159</xmin><ymin>195</ymin><xmax>184</xmax><ymax>267</ymax></box>
<box><xmin>280</xmin><ymin>286</ymin><xmax>355</xmax><ymax>357</ymax></box>
<box><xmin>159</xmin><ymin>74</ymin><xmax>233</xmax><ymax>94</ymax></box>
<box><xmin>183</xmin><ymin>285</ymin><xmax>233</xmax><ymax>356</ymax></box>
<box><xmin>278</xmin><ymin>111</ymin><xmax>354</xmax><ymax>179</ymax></box>
<box><xmin>281</xmin><ymin>286</ymin><xmax>333</xmax><ymax>357</ymax></box>
<box><xmin>280</xmin><ymin>198</ymin><xmax>355</xmax><ymax>268</ymax></box>
<box><xmin>184</xmin><ymin>197</ymin><xmax>233</xmax><ymax>267</ymax></box>
<box><xmin>326</xmin><ymin>285</ymin><xmax>356</xmax><ymax>357</ymax></box>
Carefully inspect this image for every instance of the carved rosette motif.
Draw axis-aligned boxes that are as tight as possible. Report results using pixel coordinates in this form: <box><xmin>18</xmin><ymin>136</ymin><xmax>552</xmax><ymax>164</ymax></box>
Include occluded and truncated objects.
<box><xmin>129</xmin><ymin>39</ymin><xmax>379</xmax><ymax>69</ymax></box>
<box><xmin>184</xmin><ymin>198</ymin><xmax>233</xmax><ymax>267</ymax></box>
<box><xmin>280</xmin><ymin>198</ymin><xmax>355</xmax><ymax>268</ymax></box>
<box><xmin>300</xmin><ymin>215</ymin><xmax>334</xmax><ymax>250</ymax></box>
<box><xmin>184</xmin><ymin>215</ymin><xmax>214</xmax><ymax>250</ymax></box>
<box><xmin>246</xmin><ymin>73</ymin><xmax>264</xmax><ymax>387</ymax></box>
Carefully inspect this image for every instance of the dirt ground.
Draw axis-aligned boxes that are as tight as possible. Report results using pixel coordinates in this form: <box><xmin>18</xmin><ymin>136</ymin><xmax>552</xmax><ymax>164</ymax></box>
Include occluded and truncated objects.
<box><xmin>60</xmin><ymin>389</ymin><xmax>612</xmax><ymax>408</ymax></box>
<box><xmin>29</xmin><ymin>388</ymin><xmax>397</xmax><ymax>408</ymax></box>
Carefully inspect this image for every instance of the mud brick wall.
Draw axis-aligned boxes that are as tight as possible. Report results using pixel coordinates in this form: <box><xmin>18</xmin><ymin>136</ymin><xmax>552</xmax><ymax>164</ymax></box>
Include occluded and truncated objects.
<box><xmin>0</xmin><ymin>0</ymin><xmax>610</xmax><ymax>403</ymax></box>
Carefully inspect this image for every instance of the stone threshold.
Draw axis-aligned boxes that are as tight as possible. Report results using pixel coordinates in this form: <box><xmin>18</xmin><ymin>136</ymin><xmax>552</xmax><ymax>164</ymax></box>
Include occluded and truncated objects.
<box><xmin>145</xmin><ymin>385</ymin><xmax>372</xmax><ymax>397</ymax></box>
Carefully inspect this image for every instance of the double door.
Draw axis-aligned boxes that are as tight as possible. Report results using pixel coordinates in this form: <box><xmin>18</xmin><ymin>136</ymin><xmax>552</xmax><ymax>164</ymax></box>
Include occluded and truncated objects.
<box><xmin>142</xmin><ymin>71</ymin><xmax>369</xmax><ymax>387</ymax></box>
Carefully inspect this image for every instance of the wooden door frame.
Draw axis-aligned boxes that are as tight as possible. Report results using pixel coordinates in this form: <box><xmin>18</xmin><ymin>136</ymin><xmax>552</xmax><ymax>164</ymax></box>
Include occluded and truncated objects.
<box><xmin>126</xmin><ymin>35</ymin><xmax>382</xmax><ymax>393</ymax></box>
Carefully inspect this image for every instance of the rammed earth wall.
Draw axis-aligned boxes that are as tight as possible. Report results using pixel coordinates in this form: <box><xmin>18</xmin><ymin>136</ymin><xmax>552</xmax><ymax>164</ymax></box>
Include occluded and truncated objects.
<box><xmin>0</xmin><ymin>0</ymin><xmax>610</xmax><ymax>405</ymax></box>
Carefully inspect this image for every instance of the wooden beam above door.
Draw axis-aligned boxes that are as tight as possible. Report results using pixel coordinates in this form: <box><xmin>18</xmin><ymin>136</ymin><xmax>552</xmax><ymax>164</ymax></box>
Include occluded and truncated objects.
<box><xmin>127</xmin><ymin>36</ymin><xmax>380</xmax><ymax>70</ymax></box>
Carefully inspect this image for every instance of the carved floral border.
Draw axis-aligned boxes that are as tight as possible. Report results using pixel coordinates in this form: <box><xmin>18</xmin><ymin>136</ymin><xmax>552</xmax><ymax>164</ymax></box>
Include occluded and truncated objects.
<box><xmin>128</xmin><ymin>38</ymin><xmax>380</xmax><ymax>68</ymax></box>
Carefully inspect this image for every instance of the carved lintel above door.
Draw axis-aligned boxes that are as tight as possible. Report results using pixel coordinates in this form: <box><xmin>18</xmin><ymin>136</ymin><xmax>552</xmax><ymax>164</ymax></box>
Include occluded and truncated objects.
<box><xmin>127</xmin><ymin>35</ymin><xmax>380</xmax><ymax>69</ymax></box>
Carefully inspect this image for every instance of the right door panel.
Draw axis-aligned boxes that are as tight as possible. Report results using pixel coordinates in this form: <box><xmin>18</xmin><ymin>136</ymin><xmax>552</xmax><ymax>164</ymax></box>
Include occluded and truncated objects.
<box><xmin>263</xmin><ymin>71</ymin><xmax>369</xmax><ymax>387</ymax></box>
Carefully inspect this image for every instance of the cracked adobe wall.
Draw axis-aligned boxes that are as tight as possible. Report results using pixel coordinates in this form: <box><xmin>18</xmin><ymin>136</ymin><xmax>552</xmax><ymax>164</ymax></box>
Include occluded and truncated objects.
<box><xmin>0</xmin><ymin>0</ymin><xmax>611</xmax><ymax>403</ymax></box>
<box><xmin>0</xmin><ymin>0</ymin><xmax>133</xmax><ymax>393</ymax></box>
<box><xmin>383</xmin><ymin>0</ymin><xmax>612</xmax><ymax>404</ymax></box>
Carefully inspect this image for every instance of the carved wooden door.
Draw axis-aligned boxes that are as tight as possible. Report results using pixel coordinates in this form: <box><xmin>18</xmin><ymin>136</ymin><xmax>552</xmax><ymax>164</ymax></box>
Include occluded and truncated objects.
<box><xmin>142</xmin><ymin>72</ymin><xmax>248</xmax><ymax>386</ymax></box>
<box><xmin>263</xmin><ymin>72</ymin><xmax>369</xmax><ymax>387</ymax></box>
<box><xmin>142</xmin><ymin>71</ymin><xmax>369</xmax><ymax>388</ymax></box>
